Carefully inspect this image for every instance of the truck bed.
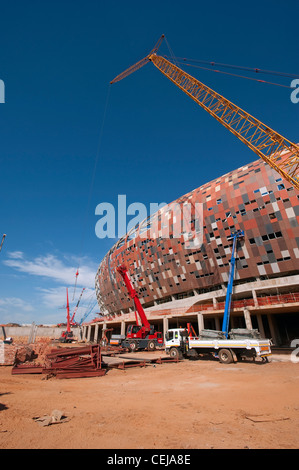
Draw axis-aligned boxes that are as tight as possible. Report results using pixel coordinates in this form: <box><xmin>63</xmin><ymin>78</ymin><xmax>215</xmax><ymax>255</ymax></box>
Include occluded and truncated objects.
<box><xmin>188</xmin><ymin>337</ymin><xmax>271</xmax><ymax>357</ymax></box>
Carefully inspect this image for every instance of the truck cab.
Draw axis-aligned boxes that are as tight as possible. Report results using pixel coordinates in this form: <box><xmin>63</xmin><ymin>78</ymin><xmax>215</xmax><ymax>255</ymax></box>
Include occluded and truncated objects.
<box><xmin>126</xmin><ymin>324</ymin><xmax>143</xmax><ymax>338</ymax></box>
<box><xmin>165</xmin><ymin>328</ymin><xmax>185</xmax><ymax>348</ymax></box>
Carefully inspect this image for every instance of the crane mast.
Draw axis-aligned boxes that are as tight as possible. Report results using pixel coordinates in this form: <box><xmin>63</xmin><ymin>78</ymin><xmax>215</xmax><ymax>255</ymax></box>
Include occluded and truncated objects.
<box><xmin>221</xmin><ymin>230</ymin><xmax>244</xmax><ymax>338</ymax></box>
<box><xmin>111</xmin><ymin>36</ymin><xmax>299</xmax><ymax>190</ymax></box>
<box><xmin>66</xmin><ymin>288</ymin><xmax>70</xmax><ymax>333</ymax></box>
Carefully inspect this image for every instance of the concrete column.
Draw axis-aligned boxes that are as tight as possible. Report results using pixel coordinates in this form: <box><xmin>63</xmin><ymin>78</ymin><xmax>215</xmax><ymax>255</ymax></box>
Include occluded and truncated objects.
<box><xmin>94</xmin><ymin>323</ymin><xmax>99</xmax><ymax>343</ymax></box>
<box><xmin>82</xmin><ymin>326</ymin><xmax>87</xmax><ymax>341</ymax></box>
<box><xmin>121</xmin><ymin>321</ymin><xmax>126</xmax><ymax>336</ymax></box>
<box><xmin>163</xmin><ymin>317</ymin><xmax>169</xmax><ymax>340</ymax></box>
<box><xmin>243</xmin><ymin>308</ymin><xmax>253</xmax><ymax>330</ymax></box>
<box><xmin>212</xmin><ymin>297</ymin><xmax>218</xmax><ymax>309</ymax></box>
<box><xmin>87</xmin><ymin>325</ymin><xmax>91</xmax><ymax>342</ymax></box>
<box><xmin>252</xmin><ymin>289</ymin><xmax>258</xmax><ymax>307</ymax></box>
<box><xmin>197</xmin><ymin>313</ymin><xmax>204</xmax><ymax>333</ymax></box>
<box><xmin>256</xmin><ymin>314</ymin><xmax>265</xmax><ymax>338</ymax></box>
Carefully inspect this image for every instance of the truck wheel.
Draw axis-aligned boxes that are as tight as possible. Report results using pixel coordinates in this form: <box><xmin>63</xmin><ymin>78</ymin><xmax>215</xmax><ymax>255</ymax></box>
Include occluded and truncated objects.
<box><xmin>169</xmin><ymin>347</ymin><xmax>183</xmax><ymax>360</ymax></box>
<box><xmin>218</xmin><ymin>348</ymin><xmax>233</xmax><ymax>364</ymax></box>
<box><xmin>147</xmin><ymin>340</ymin><xmax>156</xmax><ymax>351</ymax></box>
<box><xmin>129</xmin><ymin>340</ymin><xmax>138</xmax><ymax>352</ymax></box>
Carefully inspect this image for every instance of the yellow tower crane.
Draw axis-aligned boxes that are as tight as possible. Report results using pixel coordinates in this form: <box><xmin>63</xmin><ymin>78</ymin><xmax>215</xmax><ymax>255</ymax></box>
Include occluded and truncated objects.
<box><xmin>111</xmin><ymin>35</ymin><xmax>299</xmax><ymax>190</ymax></box>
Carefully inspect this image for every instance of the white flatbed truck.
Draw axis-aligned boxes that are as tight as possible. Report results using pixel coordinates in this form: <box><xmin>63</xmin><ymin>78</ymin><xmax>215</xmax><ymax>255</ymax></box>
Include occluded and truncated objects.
<box><xmin>165</xmin><ymin>328</ymin><xmax>272</xmax><ymax>364</ymax></box>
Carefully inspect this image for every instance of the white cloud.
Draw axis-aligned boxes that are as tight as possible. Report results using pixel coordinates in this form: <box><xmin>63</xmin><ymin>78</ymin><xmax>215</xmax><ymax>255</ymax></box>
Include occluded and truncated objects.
<box><xmin>2</xmin><ymin>251</ymin><xmax>100</xmax><ymax>324</ymax></box>
<box><xmin>0</xmin><ymin>297</ymin><xmax>34</xmax><ymax>312</ymax></box>
<box><xmin>7</xmin><ymin>251</ymin><xmax>24</xmax><ymax>259</ymax></box>
<box><xmin>0</xmin><ymin>297</ymin><xmax>36</xmax><ymax>324</ymax></box>
<box><xmin>38</xmin><ymin>286</ymin><xmax>95</xmax><ymax>309</ymax></box>
<box><xmin>37</xmin><ymin>286</ymin><xmax>98</xmax><ymax>324</ymax></box>
<box><xmin>3</xmin><ymin>252</ymin><xmax>97</xmax><ymax>289</ymax></box>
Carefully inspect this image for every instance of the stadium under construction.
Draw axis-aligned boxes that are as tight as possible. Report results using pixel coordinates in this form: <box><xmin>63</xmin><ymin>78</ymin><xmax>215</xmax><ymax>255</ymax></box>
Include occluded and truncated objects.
<box><xmin>81</xmin><ymin>36</ymin><xmax>299</xmax><ymax>349</ymax></box>
<box><xmin>82</xmin><ymin>155</ymin><xmax>299</xmax><ymax>348</ymax></box>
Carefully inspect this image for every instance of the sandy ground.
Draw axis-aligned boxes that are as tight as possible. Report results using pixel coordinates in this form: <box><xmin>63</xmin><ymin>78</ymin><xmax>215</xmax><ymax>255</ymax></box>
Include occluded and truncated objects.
<box><xmin>0</xmin><ymin>349</ymin><xmax>298</xmax><ymax>450</ymax></box>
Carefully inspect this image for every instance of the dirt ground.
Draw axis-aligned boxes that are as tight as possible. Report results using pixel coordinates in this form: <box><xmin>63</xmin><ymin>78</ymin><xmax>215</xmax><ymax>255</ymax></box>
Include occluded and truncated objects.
<box><xmin>0</xmin><ymin>348</ymin><xmax>298</xmax><ymax>450</ymax></box>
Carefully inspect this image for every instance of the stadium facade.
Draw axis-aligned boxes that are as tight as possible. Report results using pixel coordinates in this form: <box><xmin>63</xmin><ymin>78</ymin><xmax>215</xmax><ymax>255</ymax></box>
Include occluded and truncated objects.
<box><xmin>87</xmin><ymin>157</ymin><xmax>299</xmax><ymax>347</ymax></box>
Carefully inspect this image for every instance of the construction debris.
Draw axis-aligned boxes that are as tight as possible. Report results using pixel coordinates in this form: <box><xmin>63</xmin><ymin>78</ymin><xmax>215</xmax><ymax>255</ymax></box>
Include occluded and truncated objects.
<box><xmin>12</xmin><ymin>344</ymin><xmax>106</xmax><ymax>379</ymax></box>
<box><xmin>103</xmin><ymin>354</ymin><xmax>179</xmax><ymax>370</ymax></box>
<box><xmin>245</xmin><ymin>414</ymin><xmax>290</xmax><ymax>423</ymax></box>
<box><xmin>33</xmin><ymin>410</ymin><xmax>69</xmax><ymax>426</ymax></box>
<box><xmin>0</xmin><ymin>342</ymin><xmax>35</xmax><ymax>366</ymax></box>
<box><xmin>11</xmin><ymin>342</ymin><xmax>180</xmax><ymax>378</ymax></box>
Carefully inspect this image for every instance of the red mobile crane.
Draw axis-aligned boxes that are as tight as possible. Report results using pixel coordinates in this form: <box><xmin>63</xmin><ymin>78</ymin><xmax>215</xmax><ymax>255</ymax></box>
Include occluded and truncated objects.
<box><xmin>70</xmin><ymin>288</ymin><xmax>85</xmax><ymax>326</ymax></box>
<box><xmin>115</xmin><ymin>265</ymin><xmax>163</xmax><ymax>352</ymax></box>
<box><xmin>59</xmin><ymin>288</ymin><xmax>74</xmax><ymax>343</ymax></box>
<box><xmin>59</xmin><ymin>287</ymin><xmax>86</xmax><ymax>341</ymax></box>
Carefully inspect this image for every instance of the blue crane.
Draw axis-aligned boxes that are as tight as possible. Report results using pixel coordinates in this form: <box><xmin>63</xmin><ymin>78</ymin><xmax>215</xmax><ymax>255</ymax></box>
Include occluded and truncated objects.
<box><xmin>222</xmin><ymin>230</ymin><xmax>245</xmax><ymax>338</ymax></box>
<box><xmin>79</xmin><ymin>301</ymin><xmax>98</xmax><ymax>325</ymax></box>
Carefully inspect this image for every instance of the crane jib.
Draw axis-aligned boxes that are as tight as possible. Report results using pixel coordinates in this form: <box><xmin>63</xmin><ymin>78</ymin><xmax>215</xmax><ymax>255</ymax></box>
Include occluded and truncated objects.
<box><xmin>149</xmin><ymin>53</ymin><xmax>299</xmax><ymax>189</ymax></box>
<box><xmin>110</xmin><ymin>37</ymin><xmax>299</xmax><ymax>190</ymax></box>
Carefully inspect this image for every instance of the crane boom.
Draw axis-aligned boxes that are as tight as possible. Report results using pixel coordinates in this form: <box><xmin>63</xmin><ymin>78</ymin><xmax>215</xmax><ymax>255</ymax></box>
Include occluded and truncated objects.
<box><xmin>0</xmin><ymin>234</ymin><xmax>6</xmax><ymax>253</ymax></box>
<box><xmin>111</xmin><ymin>264</ymin><xmax>164</xmax><ymax>351</ymax></box>
<box><xmin>221</xmin><ymin>230</ymin><xmax>244</xmax><ymax>338</ymax></box>
<box><xmin>70</xmin><ymin>287</ymin><xmax>85</xmax><ymax>325</ymax></box>
<box><xmin>117</xmin><ymin>264</ymin><xmax>150</xmax><ymax>330</ymax></box>
<box><xmin>110</xmin><ymin>35</ymin><xmax>165</xmax><ymax>85</ymax></box>
<box><xmin>110</xmin><ymin>38</ymin><xmax>299</xmax><ymax>190</ymax></box>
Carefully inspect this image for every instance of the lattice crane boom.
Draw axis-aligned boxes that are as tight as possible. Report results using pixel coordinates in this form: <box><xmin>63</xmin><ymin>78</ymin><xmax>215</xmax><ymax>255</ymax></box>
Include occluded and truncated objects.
<box><xmin>110</xmin><ymin>36</ymin><xmax>299</xmax><ymax>190</ymax></box>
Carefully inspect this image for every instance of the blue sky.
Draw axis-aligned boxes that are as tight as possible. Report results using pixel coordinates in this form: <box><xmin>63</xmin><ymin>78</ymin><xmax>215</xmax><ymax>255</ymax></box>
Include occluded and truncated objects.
<box><xmin>0</xmin><ymin>0</ymin><xmax>298</xmax><ymax>325</ymax></box>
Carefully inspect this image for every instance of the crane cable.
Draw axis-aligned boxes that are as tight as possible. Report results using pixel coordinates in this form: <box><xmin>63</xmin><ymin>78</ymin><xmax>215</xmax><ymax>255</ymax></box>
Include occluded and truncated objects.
<box><xmin>72</xmin><ymin>84</ymin><xmax>111</xmax><ymax>300</ymax></box>
<box><xmin>162</xmin><ymin>55</ymin><xmax>297</xmax><ymax>89</ymax></box>
<box><xmin>164</xmin><ymin>56</ymin><xmax>298</xmax><ymax>78</ymax></box>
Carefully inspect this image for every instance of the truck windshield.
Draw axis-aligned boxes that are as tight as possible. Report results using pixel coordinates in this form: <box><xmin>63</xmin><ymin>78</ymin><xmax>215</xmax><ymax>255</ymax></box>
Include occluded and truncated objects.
<box><xmin>132</xmin><ymin>325</ymin><xmax>141</xmax><ymax>334</ymax></box>
<box><xmin>165</xmin><ymin>331</ymin><xmax>173</xmax><ymax>341</ymax></box>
